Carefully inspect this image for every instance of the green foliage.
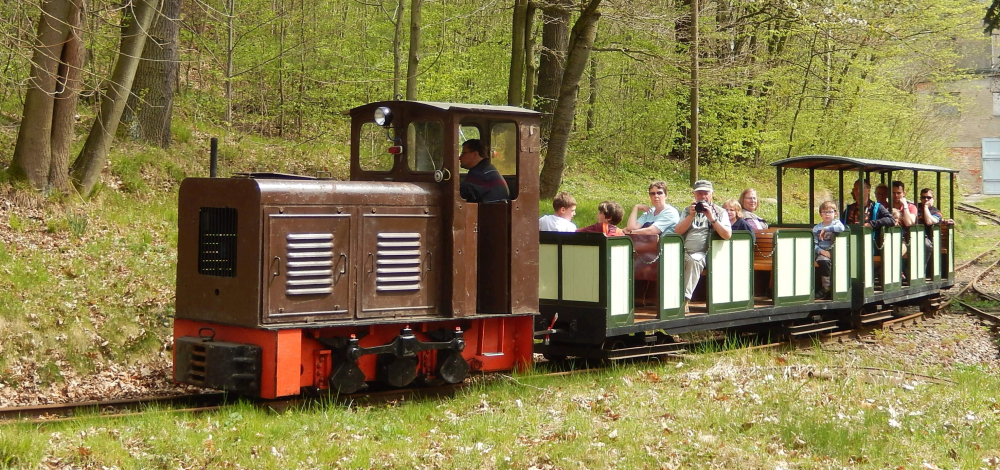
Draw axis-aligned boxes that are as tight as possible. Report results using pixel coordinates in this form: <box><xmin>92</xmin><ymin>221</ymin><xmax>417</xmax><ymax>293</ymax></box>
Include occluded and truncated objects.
<box><xmin>8</xmin><ymin>213</ymin><xmax>23</xmax><ymax>232</ymax></box>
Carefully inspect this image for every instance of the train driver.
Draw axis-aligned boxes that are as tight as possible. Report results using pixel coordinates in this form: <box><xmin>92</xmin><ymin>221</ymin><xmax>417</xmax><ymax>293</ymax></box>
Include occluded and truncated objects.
<box><xmin>674</xmin><ymin>180</ymin><xmax>732</xmax><ymax>312</ymax></box>
<box><xmin>458</xmin><ymin>139</ymin><xmax>510</xmax><ymax>203</ymax></box>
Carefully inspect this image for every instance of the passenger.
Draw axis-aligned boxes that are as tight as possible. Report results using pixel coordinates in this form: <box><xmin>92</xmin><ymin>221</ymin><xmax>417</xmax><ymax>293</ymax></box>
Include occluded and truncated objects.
<box><xmin>458</xmin><ymin>139</ymin><xmax>510</xmax><ymax>203</ymax></box>
<box><xmin>916</xmin><ymin>188</ymin><xmax>944</xmax><ymax>274</ymax></box>
<box><xmin>891</xmin><ymin>208</ymin><xmax>902</xmax><ymax>226</ymax></box>
<box><xmin>813</xmin><ymin>201</ymin><xmax>845</xmax><ymax>300</ymax></box>
<box><xmin>721</xmin><ymin>199</ymin><xmax>756</xmax><ymax>243</ymax></box>
<box><xmin>841</xmin><ymin>179</ymin><xmax>894</xmax><ymax>228</ymax></box>
<box><xmin>674</xmin><ymin>180</ymin><xmax>732</xmax><ymax>312</ymax></box>
<box><xmin>875</xmin><ymin>183</ymin><xmax>890</xmax><ymax>208</ymax></box>
<box><xmin>739</xmin><ymin>188</ymin><xmax>768</xmax><ymax>230</ymax></box>
<box><xmin>624</xmin><ymin>181</ymin><xmax>680</xmax><ymax>236</ymax></box>
<box><xmin>539</xmin><ymin>191</ymin><xmax>577</xmax><ymax>232</ymax></box>
<box><xmin>891</xmin><ymin>181</ymin><xmax>917</xmax><ymax>229</ymax></box>
<box><xmin>577</xmin><ymin>201</ymin><xmax>625</xmax><ymax>236</ymax></box>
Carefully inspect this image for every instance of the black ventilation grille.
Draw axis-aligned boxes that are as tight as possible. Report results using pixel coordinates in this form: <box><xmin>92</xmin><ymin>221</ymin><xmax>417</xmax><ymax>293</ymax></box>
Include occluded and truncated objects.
<box><xmin>198</xmin><ymin>207</ymin><xmax>238</xmax><ymax>277</ymax></box>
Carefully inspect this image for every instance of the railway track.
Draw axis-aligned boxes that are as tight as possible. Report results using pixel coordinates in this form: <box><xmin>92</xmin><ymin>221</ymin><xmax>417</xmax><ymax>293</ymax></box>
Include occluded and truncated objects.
<box><xmin>4</xmin><ymin>201</ymin><xmax>997</xmax><ymax>424</ymax></box>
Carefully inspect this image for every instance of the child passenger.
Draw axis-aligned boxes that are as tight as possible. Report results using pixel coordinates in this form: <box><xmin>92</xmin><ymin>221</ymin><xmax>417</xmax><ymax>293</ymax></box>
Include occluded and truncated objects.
<box><xmin>577</xmin><ymin>201</ymin><xmax>625</xmax><ymax>236</ymax></box>
<box><xmin>722</xmin><ymin>199</ymin><xmax>755</xmax><ymax>243</ymax></box>
<box><xmin>539</xmin><ymin>191</ymin><xmax>577</xmax><ymax>232</ymax></box>
<box><xmin>813</xmin><ymin>201</ymin><xmax>845</xmax><ymax>300</ymax></box>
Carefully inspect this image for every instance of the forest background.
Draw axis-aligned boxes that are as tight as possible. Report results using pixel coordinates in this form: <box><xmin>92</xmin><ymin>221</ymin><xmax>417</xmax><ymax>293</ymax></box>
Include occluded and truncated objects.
<box><xmin>0</xmin><ymin>0</ymin><xmax>991</xmax><ymax>384</ymax></box>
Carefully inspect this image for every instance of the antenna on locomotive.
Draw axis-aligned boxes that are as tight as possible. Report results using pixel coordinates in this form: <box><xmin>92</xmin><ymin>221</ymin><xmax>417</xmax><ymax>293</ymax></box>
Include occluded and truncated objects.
<box><xmin>210</xmin><ymin>137</ymin><xmax>219</xmax><ymax>178</ymax></box>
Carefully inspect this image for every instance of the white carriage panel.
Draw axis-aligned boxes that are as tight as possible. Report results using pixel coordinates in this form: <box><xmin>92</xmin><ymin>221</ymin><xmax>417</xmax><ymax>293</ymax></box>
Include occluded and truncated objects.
<box><xmin>539</xmin><ymin>244</ymin><xmax>559</xmax><ymax>300</ymax></box>
<box><xmin>931</xmin><ymin>230</ymin><xmax>941</xmax><ymax>276</ymax></box>
<box><xmin>609</xmin><ymin>245</ymin><xmax>631</xmax><ymax>316</ymax></box>
<box><xmin>732</xmin><ymin>238</ymin><xmax>752</xmax><ymax>302</ymax></box>
<box><xmin>864</xmin><ymin>236</ymin><xmax>873</xmax><ymax>289</ymax></box>
<box><xmin>661</xmin><ymin>241</ymin><xmax>682</xmax><ymax>310</ymax></box>
<box><xmin>949</xmin><ymin>227</ymin><xmax>954</xmax><ymax>274</ymax></box>
<box><xmin>910</xmin><ymin>231</ymin><xmax>923</xmax><ymax>281</ymax></box>
<box><xmin>835</xmin><ymin>237</ymin><xmax>849</xmax><ymax>293</ymax></box>
<box><xmin>775</xmin><ymin>238</ymin><xmax>794</xmax><ymax>298</ymax></box>
<box><xmin>711</xmin><ymin>240</ymin><xmax>732</xmax><ymax>304</ymax></box>
<box><xmin>891</xmin><ymin>231</ymin><xmax>902</xmax><ymax>284</ymax></box>
<box><xmin>561</xmin><ymin>245</ymin><xmax>600</xmax><ymax>302</ymax></box>
<box><xmin>795</xmin><ymin>237</ymin><xmax>812</xmax><ymax>297</ymax></box>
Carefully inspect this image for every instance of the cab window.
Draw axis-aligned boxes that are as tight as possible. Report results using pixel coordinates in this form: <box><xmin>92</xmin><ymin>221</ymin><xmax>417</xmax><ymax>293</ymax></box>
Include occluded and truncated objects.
<box><xmin>490</xmin><ymin>122</ymin><xmax>517</xmax><ymax>176</ymax></box>
<box><xmin>407</xmin><ymin>121</ymin><xmax>444</xmax><ymax>172</ymax></box>
<box><xmin>358</xmin><ymin>122</ymin><xmax>393</xmax><ymax>172</ymax></box>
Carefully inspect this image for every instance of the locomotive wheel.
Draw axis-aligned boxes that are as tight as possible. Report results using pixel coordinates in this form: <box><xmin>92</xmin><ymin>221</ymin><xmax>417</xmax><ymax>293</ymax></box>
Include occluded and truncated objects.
<box><xmin>377</xmin><ymin>355</ymin><xmax>419</xmax><ymax>388</ymax></box>
<box><xmin>329</xmin><ymin>361</ymin><xmax>367</xmax><ymax>395</ymax></box>
<box><xmin>541</xmin><ymin>353</ymin><xmax>568</xmax><ymax>362</ymax></box>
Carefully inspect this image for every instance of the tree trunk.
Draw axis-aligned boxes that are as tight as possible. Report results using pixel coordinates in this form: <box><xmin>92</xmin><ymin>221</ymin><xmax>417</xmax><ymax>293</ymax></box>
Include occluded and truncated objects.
<box><xmin>585</xmin><ymin>51</ymin><xmax>597</xmax><ymax>133</ymax></box>
<box><xmin>507</xmin><ymin>0</ymin><xmax>527</xmax><ymax>106</ymax></box>
<box><xmin>49</xmin><ymin>0</ymin><xmax>85</xmax><ymax>192</ymax></box>
<box><xmin>71</xmin><ymin>0</ymin><xmax>160</xmax><ymax>197</ymax></box>
<box><xmin>10</xmin><ymin>0</ymin><xmax>74</xmax><ymax>189</ymax></box>
<box><xmin>538</xmin><ymin>0</ymin><xmax>601</xmax><ymax>199</ymax></box>
<box><xmin>124</xmin><ymin>0</ymin><xmax>180</xmax><ymax>148</ymax></box>
<box><xmin>405</xmin><ymin>0</ymin><xmax>422</xmax><ymax>100</ymax></box>
<box><xmin>535</xmin><ymin>0</ymin><xmax>571</xmax><ymax>138</ymax></box>
<box><xmin>392</xmin><ymin>0</ymin><xmax>403</xmax><ymax>99</ymax></box>
<box><xmin>522</xmin><ymin>1</ymin><xmax>537</xmax><ymax>109</ymax></box>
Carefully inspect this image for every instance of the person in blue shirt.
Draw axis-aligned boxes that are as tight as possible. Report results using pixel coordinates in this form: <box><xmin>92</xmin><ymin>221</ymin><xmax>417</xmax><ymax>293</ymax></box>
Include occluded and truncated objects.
<box><xmin>623</xmin><ymin>181</ymin><xmax>679</xmax><ymax>236</ymax></box>
<box><xmin>814</xmin><ymin>201</ymin><xmax>846</xmax><ymax>300</ymax></box>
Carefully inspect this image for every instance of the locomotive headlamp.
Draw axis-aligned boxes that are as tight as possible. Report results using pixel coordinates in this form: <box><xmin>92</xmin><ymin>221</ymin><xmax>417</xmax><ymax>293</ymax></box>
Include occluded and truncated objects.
<box><xmin>374</xmin><ymin>107</ymin><xmax>393</xmax><ymax>127</ymax></box>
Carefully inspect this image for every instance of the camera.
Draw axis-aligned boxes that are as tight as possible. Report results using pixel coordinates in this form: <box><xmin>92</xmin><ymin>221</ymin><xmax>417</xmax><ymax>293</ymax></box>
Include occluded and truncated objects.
<box><xmin>695</xmin><ymin>200</ymin><xmax>708</xmax><ymax>214</ymax></box>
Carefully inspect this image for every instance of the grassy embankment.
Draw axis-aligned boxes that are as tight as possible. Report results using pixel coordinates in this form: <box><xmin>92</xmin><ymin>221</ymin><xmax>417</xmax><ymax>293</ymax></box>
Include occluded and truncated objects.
<box><xmin>1</xmin><ymin>349</ymin><xmax>1000</xmax><ymax>468</ymax></box>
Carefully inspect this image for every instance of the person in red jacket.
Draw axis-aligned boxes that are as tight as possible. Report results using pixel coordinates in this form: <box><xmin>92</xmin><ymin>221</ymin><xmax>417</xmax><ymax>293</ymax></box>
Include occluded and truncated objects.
<box><xmin>577</xmin><ymin>201</ymin><xmax>625</xmax><ymax>237</ymax></box>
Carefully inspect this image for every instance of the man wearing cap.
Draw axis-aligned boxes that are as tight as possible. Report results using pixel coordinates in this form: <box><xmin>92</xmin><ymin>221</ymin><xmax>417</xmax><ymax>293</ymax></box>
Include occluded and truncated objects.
<box><xmin>674</xmin><ymin>180</ymin><xmax>732</xmax><ymax>312</ymax></box>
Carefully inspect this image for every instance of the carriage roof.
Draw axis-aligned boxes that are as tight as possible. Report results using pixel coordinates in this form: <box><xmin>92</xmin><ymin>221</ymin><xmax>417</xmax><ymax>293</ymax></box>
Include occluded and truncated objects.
<box><xmin>771</xmin><ymin>155</ymin><xmax>958</xmax><ymax>174</ymax></box>
<box><xmin>350</xmin><ymin>101</ymin><xmax>541</xmax><ymax>117</ymax></box>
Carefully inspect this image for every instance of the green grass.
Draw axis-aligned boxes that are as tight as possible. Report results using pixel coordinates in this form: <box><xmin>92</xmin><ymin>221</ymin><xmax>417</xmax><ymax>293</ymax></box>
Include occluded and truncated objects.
<box><xmin>2</xmin><ymin>351</ymin><xmax>999</xmax><ymax>468</ymax></box>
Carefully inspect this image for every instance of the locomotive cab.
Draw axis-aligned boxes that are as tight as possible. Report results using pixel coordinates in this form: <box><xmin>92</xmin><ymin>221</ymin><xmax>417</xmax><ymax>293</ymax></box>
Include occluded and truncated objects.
<box><xmin>173</xmin><ymin>101</ymin><xmax>541</xmax><ymax>397</ymax></box>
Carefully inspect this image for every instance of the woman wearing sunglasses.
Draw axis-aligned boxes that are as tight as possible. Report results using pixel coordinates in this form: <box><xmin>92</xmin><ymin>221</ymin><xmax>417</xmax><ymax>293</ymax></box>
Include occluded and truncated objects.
<box><xmin>624</xmin><ymin>181</ymin><xmax>680</xmax><ymax>236</ymax></box>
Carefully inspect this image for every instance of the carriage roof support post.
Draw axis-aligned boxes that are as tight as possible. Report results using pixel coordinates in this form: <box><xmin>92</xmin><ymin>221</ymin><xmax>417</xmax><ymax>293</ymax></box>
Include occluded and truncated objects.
<box><xmin>809</xmin><ymin>169</ymin><xmax>815</xmax><ymax>225</ymax></box>
<box><xmin>777</xmin><ymin>166</ymin><xmax>783</xmax><ymax>225</ymax></box>
<box><xmin>913</xmin><ymin>172</ymin><xmax>919</xmax><ymax>201</ymax></box>
<box><xmin>937</xmin><ymin>172</ymin><xmax>942</xmax><ymax>215</ymax></box>
<box><xmin>838</xmin><ymin>170</ymin><xmax>845</xmax><ymax>214</ymax></box>
<box><xmin>949</xmin><ymin>173</ymin><xmax>955</xmax><ymax>218</ymax></box>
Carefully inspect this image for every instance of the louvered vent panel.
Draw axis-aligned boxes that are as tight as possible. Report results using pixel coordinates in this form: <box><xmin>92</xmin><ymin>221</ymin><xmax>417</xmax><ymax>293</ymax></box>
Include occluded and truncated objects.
<box><xmin>285</xmin><ymin>233</ymin><xmax>335</xmax><ymax>295</ymax></box>
<box><xmin>198</xmin><ymin>207</ymin><xmax>238</xmax><ymax>277</ymax></box>
<box><xmin>376</xmin><ymin>232</ymin><xmax>422</xmax><ymax>292</ymax></box>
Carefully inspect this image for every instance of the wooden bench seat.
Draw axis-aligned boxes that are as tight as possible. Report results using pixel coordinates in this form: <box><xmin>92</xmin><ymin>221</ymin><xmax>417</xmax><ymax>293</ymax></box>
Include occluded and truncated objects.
<box><xmin>753</xmin><ymin>228</ymin><xmax>777</xmax><ymax>271</ymax></box>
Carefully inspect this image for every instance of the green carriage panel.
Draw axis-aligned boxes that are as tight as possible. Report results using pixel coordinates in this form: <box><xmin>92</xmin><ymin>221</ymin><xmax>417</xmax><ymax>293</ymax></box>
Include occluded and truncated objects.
<box><xmin>538</xmin><ymin>232</ymin><xmax>635</xmax><ymax>329</ymax></box>
<box><xmin>658</xmin><ymin>234</ymin><xmax>686</xmax><ymax>320</ymax></box>
<box><xmin>851</xmin><ymin>228</ymin><xmax>875</xmax><ymax>298</ymax></box>
<box><xmin>908</xmin><ymin>224</ymin><xmax>926</xmax><ymax>288</ymax></box>
<box><xmin>880</xmin><ymin>226</ymin><xmax>903</xmax><ymax>292</ymax></box>
<box><xmin>832</xmin><ymin>230</ymin><xmax>852</xmax><ymax>302</ymax></box>
<box><xmin>773</xmin><ymin>229</ymin><xmax>815</xmax><ymax>307</ymax></box>
<box><xmin>931</xmin><ymin>226</ymin><xmax>942</xmax><ymax>282</ymax></box>
<box><xmin>707</xmin><ymin>231</ymin><xmax>755</xmax><ymax>315</ymax></box>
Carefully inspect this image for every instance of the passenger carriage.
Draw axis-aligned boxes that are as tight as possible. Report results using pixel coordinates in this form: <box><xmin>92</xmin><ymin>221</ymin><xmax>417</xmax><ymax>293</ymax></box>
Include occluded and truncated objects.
<box><xmin>535</xmin><ymin>155</ymin><xmax>956</xmax><ymax>360</ymax></box>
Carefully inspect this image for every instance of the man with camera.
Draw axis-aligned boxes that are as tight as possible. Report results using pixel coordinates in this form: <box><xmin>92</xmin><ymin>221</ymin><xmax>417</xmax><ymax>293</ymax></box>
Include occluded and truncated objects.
<box><xmin>674</xmin><ymin>180</ymin><xmax>732</xmax><ymax>313</ymax></box>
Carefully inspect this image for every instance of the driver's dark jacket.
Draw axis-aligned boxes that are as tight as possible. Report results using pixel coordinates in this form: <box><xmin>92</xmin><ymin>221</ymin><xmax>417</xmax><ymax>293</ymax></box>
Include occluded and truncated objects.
<box><xmin>460</xmin><ymin>159</ymin><xmax>509</xmax><ymax>203</ymax></box>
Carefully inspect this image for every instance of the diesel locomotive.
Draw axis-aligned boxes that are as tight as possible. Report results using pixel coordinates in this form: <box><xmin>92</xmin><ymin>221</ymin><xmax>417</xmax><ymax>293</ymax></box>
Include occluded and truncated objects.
<box><xmin>173</xmin><ymin>101</ymin><xmax>541</xmax><ymax>397</ymax></box>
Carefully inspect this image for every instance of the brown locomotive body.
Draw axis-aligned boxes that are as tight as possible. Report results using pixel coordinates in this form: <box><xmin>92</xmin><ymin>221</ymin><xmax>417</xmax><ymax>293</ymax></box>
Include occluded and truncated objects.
<box><xmin>174</xmin><ymin>101</ymin><xmax>541</xmax><ymax>398</ymax></box>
